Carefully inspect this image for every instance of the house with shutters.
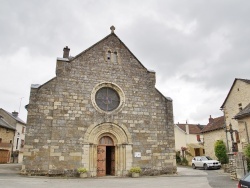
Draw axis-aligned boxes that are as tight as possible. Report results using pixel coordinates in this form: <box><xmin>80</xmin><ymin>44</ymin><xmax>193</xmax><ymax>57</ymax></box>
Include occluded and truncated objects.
<box><xmin>0</xmin><ymin>116</ymin><xmax>15</xmax><ymax>163</ymax></box>
<box><xmin>220</xmin><ymin>78</ymin><xmax>250</xmax><ymax>152</ymax></box>
<box><xmin>0</xmin><ymin>108</ymin><xmax>26</xmax><ymax>163</ymax></box>
<box><xmin>174</xmin><ymin>122</ymin><xmax>205</xmax><ymax>157</ymax></box>
<box><xmin>22</xmin><ymin>26</ymin><xmax>176</xmax><ymax>177</ymax></box>
<box><xmin>201</xmin><ymin>115</ymin><xmax>226</xmax><ymax>160</ymax></box>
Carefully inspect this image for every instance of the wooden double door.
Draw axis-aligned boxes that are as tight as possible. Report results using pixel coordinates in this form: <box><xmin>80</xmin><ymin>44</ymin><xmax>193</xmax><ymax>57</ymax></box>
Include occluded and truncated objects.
<box><xmin>0</xmin><ymin>150</ymin><xmax>10</xmax><ymax>163</ymax></box>
<box><xmin>97</xmin><ymin>136</ymin><xmax>115</xmax><ymax>176</ymax></box>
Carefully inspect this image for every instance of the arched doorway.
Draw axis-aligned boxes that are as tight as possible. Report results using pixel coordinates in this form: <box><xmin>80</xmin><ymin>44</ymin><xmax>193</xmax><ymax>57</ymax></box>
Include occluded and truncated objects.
<box><xmin>97</xmin><ymin>136</ymin><xmax>115</xmax><ymax>176</ymax></box>
<box><xmin>84</xmin><ymin>123</ymin><xmax>133</xmax><ymax>177</ymax></box>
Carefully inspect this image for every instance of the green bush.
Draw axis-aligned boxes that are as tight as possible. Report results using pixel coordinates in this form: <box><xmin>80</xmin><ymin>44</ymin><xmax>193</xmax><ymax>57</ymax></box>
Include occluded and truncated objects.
<box><xmin>214</xmin><ymin>140</ymin><xmax>228</xmax><ymax>164</ymax></box>
<box><xmin>244</xmin><ymin>144</ymin><xmax>250</xmax><ymax>158</ymax></box>
<box><xmin>181</xmin><ymin>158</ymin><xmax>188</xmax><ymax>166</ymax></box>
<box><xmin>176</xmin><ymin>152</ymin><xmax>181</xmax><ymax>164</ymax></box>
<box><xmin>244</xmin><ymin>144</ymin><xmax>250</xmax><ymax>172</ymax></box>
<box><xmin>129</xmin><ymin>167</ymin><xmax>142</xmax><ymax>173</ymax></box>
<box><xmin>77</xmin><ymin>167</ymin><xmax>87</xmax><ymax>173</ymax></box>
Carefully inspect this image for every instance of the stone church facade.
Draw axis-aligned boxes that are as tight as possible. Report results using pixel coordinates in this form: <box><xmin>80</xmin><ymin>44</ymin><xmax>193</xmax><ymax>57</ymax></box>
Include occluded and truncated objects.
<box><xmin>22</xmin><ymin>26</ymin><xmax>176</xmax><ymax>177</ymax></box>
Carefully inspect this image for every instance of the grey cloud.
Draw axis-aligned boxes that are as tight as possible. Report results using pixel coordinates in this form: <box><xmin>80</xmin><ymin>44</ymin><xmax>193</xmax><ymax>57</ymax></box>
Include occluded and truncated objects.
<box><xmin>1</xmin><ymin>0</ymin><xmax>250</xmax><ymax>123</ymax></box>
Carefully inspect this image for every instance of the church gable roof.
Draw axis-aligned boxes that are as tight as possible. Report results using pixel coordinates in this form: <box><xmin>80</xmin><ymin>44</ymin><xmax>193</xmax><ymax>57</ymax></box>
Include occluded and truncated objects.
<box><xmin>31</xmin><ymin>26</ymin><xmax>171</xmax><ymax>102</ymax></box>
<box><xmin>31</xmin><ymin>77</ymin><xmax>56</xmax><ymax>91</ymax></box>
<box><xmin>201</xmin><ymin>116</ymin><xmax>224</xmax><ymax>133</ymax></box>
<box><xmin>71</xmin><ymin>27</ymin><xmax>148</xmax><ymax>71</ymax></box>
<box><xmin>221</xmin><ymin>78</ymin><xmax>250</xmax><ymax>109</ymax></box>
<box><xmin>234</xmin><ymin>103</ymin><xmax>250</xmax><ymax>119</ymax></box>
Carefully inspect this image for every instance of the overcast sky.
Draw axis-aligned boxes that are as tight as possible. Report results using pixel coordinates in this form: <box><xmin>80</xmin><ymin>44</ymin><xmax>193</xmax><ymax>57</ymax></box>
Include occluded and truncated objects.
<box><xmin>0</xmin><ymin>0</ymin><xmax>249</xmax><ymax>125</ymax></box>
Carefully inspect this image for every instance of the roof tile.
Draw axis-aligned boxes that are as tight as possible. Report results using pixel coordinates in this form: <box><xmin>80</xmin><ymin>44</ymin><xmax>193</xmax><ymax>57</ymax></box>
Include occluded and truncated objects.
<box><xmin>201</xmin><ymin>116</ymin><xmax>225</xmax><ymax>133</ymax></box>
<box><xmin>0</xmin><ymin>118</ymin><xmax>16</xmax><ymax>130</ymax></box>
<box><xmin>235</xmin><ymin>103</ymin><xmax>250</xmax><ymax>119</ymax></box>
<box><xmin>176</xmin><ymin>124</ymin><xmax>205</xmax><ymax>134</ymax></box>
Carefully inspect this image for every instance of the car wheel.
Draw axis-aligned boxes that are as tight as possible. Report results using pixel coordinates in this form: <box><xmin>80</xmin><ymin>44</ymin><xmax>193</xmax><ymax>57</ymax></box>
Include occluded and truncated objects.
<box><xmin>204</xmin><ymin>164</ymin><xmax>208</xmax><ymax>170</ymax></box>
<box><xmin>192</xmin><ymin>164</ymin><xmax>196</xmax><ymax>169</ymax></box>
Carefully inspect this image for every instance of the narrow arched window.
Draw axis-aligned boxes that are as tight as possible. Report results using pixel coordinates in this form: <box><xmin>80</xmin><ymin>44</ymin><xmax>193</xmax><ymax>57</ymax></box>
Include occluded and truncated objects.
<box><xmin>107</xmin><ymin>51</ymin><xmax>111</xmax><ymax>61</ymax></box>
<box><xmin>113</xmin><ymin>51</ymin><xmax>118</xmax><ymax>63</ymax></box>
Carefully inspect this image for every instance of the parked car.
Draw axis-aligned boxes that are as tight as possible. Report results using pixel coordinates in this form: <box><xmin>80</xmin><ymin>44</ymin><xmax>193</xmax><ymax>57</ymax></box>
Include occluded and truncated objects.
<box><xmin>192</xmin><ymin>156</ymin><xmax>221</xmax><ymax>170</ymax></box>
<box><xmin>238</xmin><ymin>172</ymin><xmax>250</xmax><ymax>188</ymax></box>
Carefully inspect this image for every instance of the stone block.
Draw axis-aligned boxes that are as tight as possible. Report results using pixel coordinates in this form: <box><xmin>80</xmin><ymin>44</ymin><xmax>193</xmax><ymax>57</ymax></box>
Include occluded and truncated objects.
<box><xmin>69</xmin><ymin>152</ymin><xmax>82</xmax><ymax>157</ymax></box>
<box><xmin>50</xmin><ymin>152</ymin><xmax>61</xmax><ymax>157</ymax></box>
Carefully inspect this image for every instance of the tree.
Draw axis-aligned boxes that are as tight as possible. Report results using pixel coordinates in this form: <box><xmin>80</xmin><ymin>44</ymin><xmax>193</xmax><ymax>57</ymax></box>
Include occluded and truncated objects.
<box><xmin>214</xmin><ymin>140</ymin><xmax>228</xmax><ymax>164</ymax></box>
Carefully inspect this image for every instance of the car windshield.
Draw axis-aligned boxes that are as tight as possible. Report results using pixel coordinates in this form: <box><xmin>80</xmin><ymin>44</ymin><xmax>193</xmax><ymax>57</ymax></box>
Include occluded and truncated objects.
<box><xmin>243</xmin><ymin>173</ymin><xmax>250</xmax><ymax>181</ymax></box>
<box><xmin>201</xmin><ymin>156</ymin><xmax>213</xmax><ymax>160</ymax></box>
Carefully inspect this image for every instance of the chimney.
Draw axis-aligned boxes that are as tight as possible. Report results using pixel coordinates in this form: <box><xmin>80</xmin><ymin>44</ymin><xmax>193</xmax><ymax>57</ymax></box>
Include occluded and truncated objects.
<box><xmin>12</xmin><ymin>111</ymin><xmax>18</xmax><ymax>117</ymax></box>
<box><xmin>185</xmin><ymin>121</ymin><xmax>189</xmax><ymax>134</ymax></box>
<box><xmin>209</xmin><ymin>115</ymin><xmax>213</xmax><ymax>123</ymax></box>
<box><xmin>63</xmin><ymin>46</ymin><xmax>70</xmax><ymax>58</ymax></box>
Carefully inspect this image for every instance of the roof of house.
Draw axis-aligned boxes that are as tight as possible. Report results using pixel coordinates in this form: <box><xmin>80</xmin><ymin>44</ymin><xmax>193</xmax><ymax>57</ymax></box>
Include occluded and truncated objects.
<box><xmin>0</xmin><ymin>117</ymin><xmax>16</xmax><ymax>130</ymax></box>
<box><xmin>0</xmin><ymin>108</ymin><xmax>26</xmax><ymax>125</ymax></box>
<box><xmin>234</xmin><ymin>103</ymin><xmax>250</xmax><ymax>119</ymax></box>
<box><xmin>201</xmin><ymin>116</ymin><xmax>225</xmax><ymax>133</ymax></box>
<box><xmin>221</xmin><ymin>78</ymin><xmax>250</xmax><ymax>109</ymax></box>
<box><xmin>176</xmin><ymin>123</ymin><xmax>205</xmax><ymax>134</ymax></box>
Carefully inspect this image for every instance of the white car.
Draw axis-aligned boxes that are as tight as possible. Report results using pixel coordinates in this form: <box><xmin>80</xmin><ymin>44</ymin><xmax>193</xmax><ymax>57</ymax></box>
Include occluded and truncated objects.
<box><xmin>192</xmin><ymin>156</ymin><xmax>221</xmax><ymax>170</ymax></box>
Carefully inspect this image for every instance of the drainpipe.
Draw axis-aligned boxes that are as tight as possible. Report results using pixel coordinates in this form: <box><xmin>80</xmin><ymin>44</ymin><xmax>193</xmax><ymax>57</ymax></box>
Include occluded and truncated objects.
<box><xmin>244</xmin><ymin>121</ymin><xmax>249</xmax><ymax>144</ymax></box>
<box><xmin>11</xmin><ymin>130</ymin><xmax>16</xmax><ymax>163</ymax></box>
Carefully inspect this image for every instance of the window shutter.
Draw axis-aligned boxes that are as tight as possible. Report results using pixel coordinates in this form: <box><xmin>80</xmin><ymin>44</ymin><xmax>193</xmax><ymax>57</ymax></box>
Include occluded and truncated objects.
<box><xmin>235</xmin><ymin>132</ymin><xmax>240</xmax><ymax>143</ymax></box>
<box><xmin>197</xmin><ymin>135</ymin><xmax>201</xmax><ymax>142</ymax></box>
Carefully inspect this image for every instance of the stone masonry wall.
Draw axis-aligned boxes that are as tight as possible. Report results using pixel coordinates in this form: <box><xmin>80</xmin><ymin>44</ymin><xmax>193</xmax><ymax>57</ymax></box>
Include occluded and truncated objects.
<box><xmin>203</xmin><ymin>129</ymin><xmax>227</xmax><ymax>160</ymax></box>
<box><xmin>0</xmin><ymin>127</ymin><xmax>15</xmax><ymax>144</ymax></box>
<box><xmin>238</xmin><ymin>116</ymin><xmax>250</xmax><ymax>147</ymax></box>
<box><xmin>23</xmin><ymin>34</ymin><xmax>176</xmax><ymax>176</ymax></box>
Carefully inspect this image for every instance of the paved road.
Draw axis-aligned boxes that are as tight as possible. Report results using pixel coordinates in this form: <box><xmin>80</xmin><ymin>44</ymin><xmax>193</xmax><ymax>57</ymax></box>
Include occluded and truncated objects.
<box><xmin>0</xmin><ymin>164</ymin><xmax>238</xmax><ymax>188</ymax></box>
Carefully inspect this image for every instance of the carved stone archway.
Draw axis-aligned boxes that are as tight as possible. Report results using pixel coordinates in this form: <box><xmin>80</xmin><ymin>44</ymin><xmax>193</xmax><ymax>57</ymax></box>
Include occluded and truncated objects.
<box><xmin>83</xmin><ymin>123</ymin><xmax>132</xmax><ymax>177</ymax></box>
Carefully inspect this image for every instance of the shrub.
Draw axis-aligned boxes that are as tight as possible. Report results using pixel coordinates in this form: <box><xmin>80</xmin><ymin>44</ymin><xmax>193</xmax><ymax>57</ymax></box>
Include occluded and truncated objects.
<box><xmin>244</xmin><ymin>144</ymin><xmax>250</xmax><ymax>172</ymax></box>
<box><xmin>181</xmin><ymin>158</ymin><xmax>188</xmax><ymax>166</ymax></box>
<box><xmin>77</xmin><ymin>167</ymin><xmax>87</xmax><ymax>173</ymax></box>
<box><xmin>129</xmin><ymin>167</ymin><xmax>142</xmax><ymax>173</ymax></box>
<box><xmin>214</xmin><ymin>140</ymin><xmax>228</xmax><ymax>164</ymax></box>
<box><xmin>244</xmin><ymin>144</ymin><xmax>250</xmax><ymax>158</ymax></box>
<box><xmin>176</xmin><ymin>152</ymin><xmax>181</xmax><ymax>164</ymax></box>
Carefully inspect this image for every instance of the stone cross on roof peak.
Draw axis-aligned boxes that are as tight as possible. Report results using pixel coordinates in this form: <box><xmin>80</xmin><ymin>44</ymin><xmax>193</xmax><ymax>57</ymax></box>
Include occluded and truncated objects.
<box><xmin>110</xmin><ymin>25</ymin><xmax>115</xmax><ymax>33</ymax></box>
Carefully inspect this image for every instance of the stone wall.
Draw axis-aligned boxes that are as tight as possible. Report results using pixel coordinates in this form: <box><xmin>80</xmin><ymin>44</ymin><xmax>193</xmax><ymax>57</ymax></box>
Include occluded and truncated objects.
<box><xmin>23</xmin><ymin>33</ymin><xmax>176</xmax><ymax>176</ymax></box>
<box><xmin>238</xmin><ymin>116</ymin><xmax>250</xmax><ymax>146</ymax></box>
<box><xmin>203</xmin><ymin>129</ymin><xmax>226</xmax><ymax>159</ymax></box>
<box><xmin>0</xmin><ymin>127</ymin><xmax>15</xmax><ymax>144</ymax></box>
<box><xmin>228</xmin><ymin>152</ymin><xmax>248</xmax><ymax>180</ymax></box>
